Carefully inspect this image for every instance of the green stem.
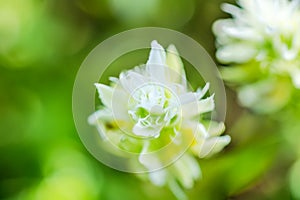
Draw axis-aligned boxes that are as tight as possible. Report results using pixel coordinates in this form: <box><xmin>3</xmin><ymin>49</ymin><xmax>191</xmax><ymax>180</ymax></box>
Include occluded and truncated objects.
<box><xmin>168</xmin><ymin>178</ymin><xmax>187</xmax><ymax>200</ymax></box>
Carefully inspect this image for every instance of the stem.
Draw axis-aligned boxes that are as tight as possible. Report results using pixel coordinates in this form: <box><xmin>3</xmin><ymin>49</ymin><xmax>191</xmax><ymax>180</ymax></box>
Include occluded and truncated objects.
<box><xmin>168</xmin><ymin>178</ymin><xmax>187</xmax><ymax>200</ymax></box>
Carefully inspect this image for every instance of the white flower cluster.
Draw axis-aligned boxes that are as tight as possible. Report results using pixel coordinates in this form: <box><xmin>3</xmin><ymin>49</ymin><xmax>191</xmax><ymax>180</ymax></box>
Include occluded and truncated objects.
<box><xmin>213</xmin><ymin>0</ymin><xmax>300</xmax><ymax>113</ymax></box>
<box><xmin>88</xmin><ymin>40</ymin><xmax>230</xmax><ymax>198</ymax></box>
<box><xmin>214</xmin><ymin>0</ymin><xmax>300</xmax><ymax>88</ymax></box>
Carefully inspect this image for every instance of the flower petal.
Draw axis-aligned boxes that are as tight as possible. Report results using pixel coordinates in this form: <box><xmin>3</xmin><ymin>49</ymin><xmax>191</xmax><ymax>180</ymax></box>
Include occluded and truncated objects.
<box><xmin>197</xmin><ymin>94</ymin><xmax>215</xmax><ymax>114</ymax></box>
<box><xmin>171</xmin><ymin>155</ymin><xmax>201</xmax><ymax>189</ymax></box>
<box><xmin>139</xmin><ymin>142</ymin><xmax>167</xmax><ymax>186</ymax></box>
<box><xmin>111</xmin><ymin>85</ymin><xmax>131</xmax><ymax>122</ymax></box>
<box><xmin>290</xmin><ymin>68</ymin><xmax>300</xmax><ymax>88</ymax></box>
<box><xmin>179</xmin><ymin>92</ymin><xmax>198</xmax><ymax>105</ymax></box>
<box><xmin>166</xmin><ymin>44</ymin><xmax>187</xmax><ymax>87</ymax></box>
<box><xmin>216</xmin><ymin>43</ymin><xmax>257</xmax><ymax>64</ymax></box>
<box><xmin>180</xmin><ymin>92</ymin><xmax>200</xmax><ymax>118</ymax></box>
<box><xmin>181</xmin><ymin>154</ymin><xmax>201</xmax><ymax>180</ymax></box>
<box><xmin>237</xmin><ymin>78</ymin><xmax>292</xmax><ymax>113</ymax></box>
<box><xmin>207</xmin><ymin>121</ymin><xmax>226</xmax><ymax>137</ymax></box>
<box><xmin>196</xmin><ymin>82</ymin><xmax>210</xmax><ymax>100</ymax></box>
<box><xmin>88</xmin><ymin>109</ymin><xmax>112</xmax><ymax>125</ymax></box>
<box><xmin>197</xmin><ymin>135</ymin><xmax>231</xmax><ymax>158</ymax></box>
<box><xmin>95</xmin><ymin>83</ymin><xmax>113</xmax><ymax>108</ymax></box>
<box><xmin>148</xmin><ymin>170</ymin><xmax>167</xmax><ymax>186</ymax></box>
<box><xmin>146</xmin><ymin>41</ymin><xmax>168</xmax><ymax>83</ymax></box>
<box><xmin>132</xmin><ymin>123</ymin><xmax>162</xmax><ymax>138</ymax></box>
<box><xmin>119</xmin><ymin>70</ymin><xmax>147</xmax><ymax>93</ymax></box>
<box><xmin>147</xmin><ymin>40</ymin><xmax>166</xmax><ymax>66</ymax></box>
<box><xmin>221</xmin><ymin>3</ymin><xmax>242</xmax><ymax>17</ymax></box>
<box><xmin>181</xmin><ymin>94</ymin><xmax>215</xmax><ymax>119</ymax></box>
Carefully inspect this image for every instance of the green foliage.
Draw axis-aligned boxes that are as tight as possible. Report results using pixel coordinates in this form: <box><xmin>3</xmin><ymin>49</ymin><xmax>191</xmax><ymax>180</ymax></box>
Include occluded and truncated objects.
<box><xmin>0</xmin><ymin>0</ymin><xmax>296</xmax><ymax>199</ymax></box>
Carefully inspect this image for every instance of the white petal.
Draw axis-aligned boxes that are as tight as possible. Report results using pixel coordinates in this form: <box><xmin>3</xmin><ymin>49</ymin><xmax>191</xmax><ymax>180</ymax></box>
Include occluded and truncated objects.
<box><xmin>88</xmin><ymin>110</ymin><xmax>111</xmax><ymax>140</ymax></box>
<box><xmin>171</xmin><ymin>154</ymin><xmax>201</xmax><ymax>189</ymax></box>
<box><xmin>146</xmin><ymin>40</ymin><xmax>166</xmax><ymax>66</ymax></box>
<box><xmin>213</xmin><ymin>19</ymin><xmax>236</xmax><ymax>45</ymax></box>
<box><xmin>148</xmin><ymin>170</ymin><xmax>167</xmax><ymax>186</ymax></box>
<box><xmin>146</xmin><ymin>64</ymin><xmax>166</xmax><ymax>84</ymax></box>
<box><xmin>283</xmin><ymin>47</ymin><xmax>297</xmax><ymax>61</ymax></box>
<box><xmin>179</xmin><ymin>92</ymin><xmax>197</xmax><ymax>105</ymax></box>
<box><xmin>106</xmin><ymin>129</ymin><xmax>125</xmax><ymax>147</ymax></box>
<box><xmin>223</xmin><ymin>26</ymin><xmax>262</xmax><ymax>41</ymax></box>
<box><xmin>150</xmin><ymin>105</ymin><xmax>164</xmax><ymax>115</ymax></box>
<box><xmin>139</xmin><ymin>143</ymin><xmax>166</xmax><ymax>185</ymax></box>
<box><xmin>197</xmin><ymin>94</ymin><xmax>215</xmax><ymax>114</ymax></box>
<box><xmin>216</xmin><ymin>43</ymin><xmax>257</xmax><ymax>64</ymax></box>
<box><xmin>180</xmin><ymin>92</ymin><xmax>200</xmax><ymax>118</ymax></box>
<box><xmin>237</xmin><ymin>79</ymin><xmax>292</xmax><ymax>113</ymax></box>
<box><xmin>90</xmin><ymin>119</ymin><xmax>107</xmax><ymax>139</ymax></box>
<box><xmin>238</xmin><ymin>84</ymin><xmax>260</xmax><ymax>107</ymax></box>
<box><xmin>119</xmin><ymin>70</ymin><xmax>146</xmax><ymax>93</ymax></box>
<box><xmin>166</xmin><ymin>44</ymin><xmax>187</xmax><ymax>86</ymax></box>
<box><xmin>181</xmin><ymin>155</ymin><xmax>201</xmax><ymax>180</ymax></box>
<box><xmin>139</xmin><ymin>141</ymin><xmax>167</xmax><ymax>185</ymax></box>
<box><xmin>172</xmin><ymin>157</ymin><xmax>194</xmax><ymax>189</ymax></box>
<box><xmin>132</xmin><ymin>123</ymin><xmax>162</xmax><ymax>138</ymax></box>
<box><xmin>182</xmin><ymin>94</ymin><xmax>215</xmax><ymax>119</ymax></box>
<box><xmin>198</xmin><ymin>135</ymin><xmax>231</xmax><ymax>158</ymax></box>
<box><xmin>88</xmin><ymin>109</ymin><xmax>112</xmax><ymax>124</ymax></box>
<box><xmin>196</xmin><ymin>123</ymin><xmax>210</xmax><ymax>138</ymax></box>
<box><xmin>109</xmin><ymin>77</ymin><xmax>119</xmax><ymax>85</ymax></box>
<box><xmin>221</xmin><ymin>3</ymin><xmax>242</xmax><ymax>17</ymax></box>
<box><xmin>291</xmin><ymin>69</ymin><xmax>300</xmax><ymax>89</ymax></box>
<box><xmin>146</xmin><ymin>41</ymin><xmax>168</xmax><ymax>83</ymax></box>
<box><xmin>168</xmin><ymin>83</ymin><xmax>186</xmax><ymax>95</ymax></box>
<box><xmin>196</xmin><ymin>82</ymin><xmax>210</xmax><ymax>100</ymax></box>
<box><xmin>111</xmin><ymin>86</ymin><xmax>131</xmax><ymax>122</ymax></box>
<box><xmin>207</xmin><ymin>122</ymin><xmax>226</xmax><ymax>137</ymax></box>
<box><xmin>95</xmin><ymin>83</ymin><xmax>113</xmax><ymax>108</ymax></box>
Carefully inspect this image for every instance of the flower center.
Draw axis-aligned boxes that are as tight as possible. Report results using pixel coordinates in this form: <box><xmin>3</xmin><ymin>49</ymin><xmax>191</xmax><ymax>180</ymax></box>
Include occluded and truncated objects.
<box><xmin>128</xmin><ymin>83</ymin><xmax>180</xmax><ymax>133</ymax></box>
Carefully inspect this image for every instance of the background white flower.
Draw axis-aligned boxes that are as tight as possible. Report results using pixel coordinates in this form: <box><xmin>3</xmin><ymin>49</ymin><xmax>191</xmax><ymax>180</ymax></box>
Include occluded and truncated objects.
<box><xmin>88</xmin><ymin>40</ymin><xmax>230</xmax><ymax>199</ymax></box>
<box><xmin>213</xmin><ymin>0</ymin><xmax>300</xmax><ymax>112</ymax></box>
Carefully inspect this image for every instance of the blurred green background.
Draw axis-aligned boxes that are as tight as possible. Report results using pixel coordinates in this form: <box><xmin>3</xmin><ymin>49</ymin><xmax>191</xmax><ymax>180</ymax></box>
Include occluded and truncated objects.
<box><xmin>1</xmin><ymin>0</ymin><xmax>298</xmax><ymax>199</ymax></box>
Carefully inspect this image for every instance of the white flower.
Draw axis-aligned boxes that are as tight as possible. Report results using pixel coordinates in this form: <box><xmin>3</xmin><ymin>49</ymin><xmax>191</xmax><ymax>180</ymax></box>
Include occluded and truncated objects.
<box><xmin>213</xmin><ymin>0</ymin><xmax>300</xmax><ymax>88</ymax></box>
<box><xmin>88</xmin><ymin>40</ymin><xmax>230</xmax><ymax>199</ymax></box>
